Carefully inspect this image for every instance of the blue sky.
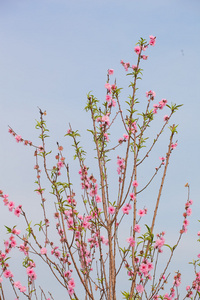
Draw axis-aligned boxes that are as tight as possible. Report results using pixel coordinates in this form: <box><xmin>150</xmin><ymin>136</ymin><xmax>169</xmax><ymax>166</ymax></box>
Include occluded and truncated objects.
<box><xmin>0</xmin><ymin>0</ymin><xmax>200</xmax><ymax>298</ymax></box>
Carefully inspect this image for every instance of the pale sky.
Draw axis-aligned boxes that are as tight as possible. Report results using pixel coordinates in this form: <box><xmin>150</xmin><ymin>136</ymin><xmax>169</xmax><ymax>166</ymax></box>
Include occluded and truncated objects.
<box><xmin>0</xmin><ymin>0</ymin><xmax>200</xmax><ymax>298</ymax></box>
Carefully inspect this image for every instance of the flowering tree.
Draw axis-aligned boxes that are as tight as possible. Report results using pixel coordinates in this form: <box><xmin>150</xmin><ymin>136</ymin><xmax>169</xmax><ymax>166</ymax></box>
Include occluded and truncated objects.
<box><xmin>0</xmin><ymin>36</ymin><xmax>199</xmax><ymax>300</ymax></box>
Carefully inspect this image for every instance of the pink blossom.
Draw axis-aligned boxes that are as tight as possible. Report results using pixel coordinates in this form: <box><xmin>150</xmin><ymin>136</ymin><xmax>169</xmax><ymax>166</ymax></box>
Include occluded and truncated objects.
<box><xmin>138</xmin><ymin>209</ymin><xmax>145</xmax><ymax>217</ymax></box>
<box><xmin>159</xmin><ymin>99</ymin><xmax>167</xmax><ymax>108</ymax></box>
<box><xmin>136</xmin><ymin>284</ymin><xmax>144</xmax><ymax>293</ymax></box>
<box><xmin>139</xmin><ymin>263</ymin><xmax>148</xmax><ymax>275</ymax></box>
<box><xmin>122</xmin><ymin>206</ymin><xmax>129</xmax><ymax>215</ymax></box>
<box><xmin>134</xmin><ymin>224</ymin><xmax>141</xmax><ymax>233</ymax></box>
<box><xmin>147</xmin><ymin>261</ymin><xmax>154</xmax><ymax>271</ymax></box>
<box><xmin>15</xmin><ymin>135</ymin><xmax>22</xmax><ymax>143</ymax></box>
<box><xmin>132</xmin><ymin>180</ymin><xmax>138</xmax><ymax>187</ymax></box>
<box><xmin>123</xmin><ymin>62</ymin><xmax>129</xmax><ymax>71</ymax></box>
<box><xmin>0</xmin><ymin>277</ymin><xmax>2</xmax><ymax>283</ymax></box>
<box><xmin>149</xmin><ymin>35</ymin><xmax>156</xmax><ymax>46</ymax></box>
<box><xmin>10</xmin><ymin>239</ymin><xmax>16</xmax><ymax>248</ymax></box>
<box><xmin>12</xmin><ymin>228</ymin><xmax>21</xmax><ymax>235</ymax></box>
<box><xmin>146</xmin><ymin>90</ymin><xmax>156</xmax><ymax>98</ymax></box>
<box><xmin>101</xmin><ymin>114</ymin><xmax>110</xmax><ymax>126</ymax></box>
<box><xmin>163</xmin><ymin>115</ymin><xmax>169</xmax><ymax>121</ymax></box>
<box><xmin>108</xmin><ymin>69</ymin><xmax>114</xmax><ymax>75</ymax></box>
<box><xmin>40</xmin><ymin>248</ymin><xmax>47</xmax><ymax>255</ymax></box>
<box><xmin>123</xmin><ymin>134</ymin><xmax>129</xmax><ymax>140</ymax></box>
<box><xmin>104</xmin><ymin>133</ymin><xmax>109</xmax><ymax>142</ymax></box>
<box><xmin>126</xmin><ymin>203</ymin><xmax>132</xmax><ymax>210</ymax></box>
<box><xmin>108</xmin><ymin>206</ymin><xmax>115</xmax><ymax>215</ymax></box>
<box><xmin>26</xmin><ymin>267</ymin><xmax>37</xmax><ymax>280</ymax></box>
<box><xmin>108</xmin><ymin>99</ymin><xmax>116</xmax><ymax>107</ymax></box>
<box><xmin>57</xmin><ymin>161</ymin><xmax>64</xmax><ymax>168</ymax></box>
<box><xmin>68</xmin><ymin>278</ymin><xmax>75</xmax><ymax>288</ymax></box>
<box><xmin>64</xmin><ymin>270</ymin><xmax>72</xmax><ymax>278</ymax></box>
<box><xmin>126</xmin><ymin>237</ymin><xmax>135</xmax><ymax>247</ymax></box>
<box><xmin>68</xmin><ymin>288</ymin><xmax>74</xmax><ymax>296</ymax></box>
<box><xmin>171</xmin><ymin>143</ymin><xmax>177</xmax><ymax>149</ymax></box>
<box><xmin>38</xmin><ymin>145</ymin><xmax>44</xmax><ymax>152</ymax></box>
<box><xmin>134</xmin><ymin>46</ymin><xmax>141</xmax><ymax>55</ymax></box>
<box><xmin>153</xmin><ymin>108</ymin><xmax>157</xmax><ymax>114</ymax></box>
<box><xmin>106</xmin><ymin>95</ymin><xmax>112</xmax><ymax>102</ymax></box>
<box><xmin>3</xmin><ymin>270</ymin><xmax>13</xmax><ymax>278</ymax></box>
<box><xmin>132</xmin><ymin>65</ymin><xmax>137</xmax><ymax>70</ymax></box>
<box><xmin>8</xmin><ymin>201</ymin><xmax>15</xmax><ymax>212</ymax></box>
<box><xmin>14</xmin><ymin>206</ymin><xmax>21</xmax><ymax>217</ymax></box>
<box><xmin>130</xmin><ymin>193</ymin><xmax>136</xmax><ymax>201</ymax></box>
<box><xmin>14</xmin><ymin>281</ymin><xmax>21</xmax><ymax>288</ymax></box>
<box><xmin>184</xmin><ymin>219</ymin><xmax>189</xmax><ymax>226</ymax></box>
<box><xmin>20</xmin><ymin>286</ymin><xmax>26</xmax><ymax>292</ymax></box>
<box><xmin>159</xmin><ymin>156</ymin><xmax>165</xmax><ymax>161</ymax></box>
<box><xmin>95</xmin><ymin>195</ymin><xmax>102</xmax><ymax>203</ymax></box>
<box><xmin>105</xmin><ymin>83</ymin><xmax>111</xmax><ymax>91</ymax></box>
<box><xmin>154</xmin><ymin>237</ymin><xmax>165</xmax><ymax>249</ymax></box>
<box><xmin>141</xmin><ymin>55</ymin><xmax>148</xmax><ymax>60</ymax></box>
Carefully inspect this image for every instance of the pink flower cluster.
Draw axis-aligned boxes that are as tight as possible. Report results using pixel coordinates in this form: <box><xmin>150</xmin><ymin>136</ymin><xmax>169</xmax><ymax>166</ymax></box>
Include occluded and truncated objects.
<box><xmin>154</xmin><ymin>232</ymin><xmax>165</xmax><ymax>252</ymax></box>
<box><xmin>134</xmin><ymin>44</ymin><xmax>148</xmax><ymax>59</ymax></box>
<box><xmin>180</xmin><ymin>199</ymin><xmax>193</xmax><ymax>234</ymax></box>
<box><xmin>4</xmin><ymin>235</ymin><xmax>17</xmax><ymax>254</ymax></box>
<box><xmin>0</xmin><ymin>192</ymin><xmax>22</xmax><ymax>217</ymax></box>
<box><xmin>130</xmin><ymin>193</ymin><xmax>136</xmax><ymax>201</ymax></box>
<box><xmin>79</xmin><ymin>167</ymin><xmax>102</xmax><ymax>203</ymax></box>
<box><xmin>153</xmin><ymin>99</ymin><xmax>167</xmax><ymax>114</ymax></box>
<box><xmin>132</xmin><ymin>180</ymin><xmax>139</xmax><ymax>187</ymax></box>
<box><xmin>57</xmin><ymin>159</ymin><xmax>64</xmax><ymax>176</ymax></box>
<box><xmin>117</xmin><ymin>156</ymin><xmax>125</xmax><ymax>175</ymax></box>
<box><xmin>26</xmin><ymin>262</ymin><xmax>37</xmax><ymax>281</ymax></box>
<box><xmin>100</xmin><ymin>235</ymin><xmax>109</xmax><ymax>246</ymax></box>
<box><xmin>8</xmin><ymin>128</ymin><xmax>32</xmax><ymax>146</ymax></box>
<box><xmin>134</xmin><ymin>46</ymin><xmax>142</xmax><ymax>55</ymax></box>
<box><xmin>173</xmin><ymin>272</ymin><xmax>181</xmax><ymax>287</ymax></box>
<box><xmin>88</xmin><ymin>232</ymin><xmax>108</xmax><ymax>249</ymax></box>
<box><xmin>186</xmin><ymin>271</ymin><xmax>200</xmax><ymax>296</ymax></box>
<box><xmin>96</xmin><ymin>113</ymin><xmax>110</xmax><ymax>127</ymax></box>
<box><xmin>120</xmin><ymin>60</ymin><xmax>138</xmax><ymax>72</ymax></box>
<box><xmin>118</xmin><ymin>134</ymin><xmax>129</xmax><ymax>144</ymax></box>
<box><xmin>137</xmin><ymin>209</ymin><xmax>147</xmax><ymax>217</ymax></box>
<box><xmin>122</xmin><ymin>203</ymin><xmax>132</xmax><ymax>215</ymax></box>
<box><xmin>120</xmin><ymin>60</ymin><xmax>130</xmax><ymax>71</ymax></box>
<box><xmin>68</xmin><ymin>278</ymin><xmax>75</xmax><ymax>296</ymax></box>
<box><xmin>14</xmin><ymin>280</ymin><xmax>26</xmax><ymax>293</ymax></box>
<box><xmin>159</xmin><ymin>156</ymin><xmax>166</xmax><ymax>165</ymax></box>
<box><xmin>108</xmin><ymin>206</ymin><xmax>115</xmax><ymax>215</ymax></box>
<box><xmin>76</xmin><ymin>240</ymin><xmax>92</xmax><ymax>270</ymax></box>
<box><xmin>134</xmin><ymin>224</ymin><xmax>141</xmax><ymax>233</ymax></box>
<box><xmin>146</xmin><ymin>90</ymin><xmax>156</xmax><ymax>100</ymax></box>
<box><xmin>136</xmin><ymin>284</ymin><xmax>144</xmax><ymax>293</ymax></box>
<box><xmin>51</xmin><ymin>246</ymin><xmax>61</xmax><ymax>258</ymax></box>
<box><xmin>126</xmin><ymin>236</ymin><xmax>135</xmax><ymax>247</ymax></box>
<box><xmin>171</xmin><ymin>142</ymin><xmax>177</xmax><ymax>150</ymax></box>
<box><xmin>19</xmin><ymin>243</ymin><xmax>29</xmax><ymax>256</ymax></box>
<box><xmin>108</xmin><ymin>69</ymin><xmax>114</xmax><ymax>75</ymax></box>
<box><xmin>104</xmin><ymin>82</ymin><xmax>116</xmax><ymax>107</ymax></box>
<box><xmin>3</xmin><ymin>269</ymin><xmax>13</xmax><ymax>278</ymax></box>
<box><xmin>138</xmin><ymin>259</ymin><xmax>154</xmax><ymax>278</ymax></box>
<box><xmin>127</xmin><ymin>121</ymin><xmax>137</xmax><ymax>134</ymax></box>
<box><xmin>149</xmin><ymin>35</ymin><xmax>156</xmax><ymax>46</ymax></box>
